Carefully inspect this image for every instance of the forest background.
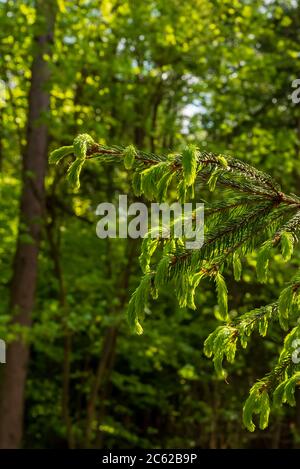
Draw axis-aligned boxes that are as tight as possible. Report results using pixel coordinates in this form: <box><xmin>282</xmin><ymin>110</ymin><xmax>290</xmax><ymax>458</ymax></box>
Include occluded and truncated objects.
<box><xmin>1</xmin><ymin>0</ymin><xmax>300</xmax><ymax>449</ymax></box>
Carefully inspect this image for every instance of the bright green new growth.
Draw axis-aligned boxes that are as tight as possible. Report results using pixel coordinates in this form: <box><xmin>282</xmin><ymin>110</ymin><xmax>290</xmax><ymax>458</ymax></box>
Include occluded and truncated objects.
<box><xmin>181</xmin><ymin>145</ymin><xmax>198</xmax><ymax>187</ymax></box>
<box><xmin>67</xmin><ymin>159</ymin><xmax>85</xmax><ymax>191</ymax></box>
<box><xmin>139</xmin><ymin>235</ymin><xmax>159</xmax><ymax>274</ymax></box>
<box><xmin>217</xmin><ymin>154</ymin><xmax>228</xmax><ymax>168</ymax></box>
<box><xmin>208</xmin><ymin>168</ymin><xmax>222</xmax><ymax>192</ymax></box>
<box><xmin>204</xmin><ymin>325</ymin><xmax>237</xmax><ymax>378</ymax></box>
<box><xmin>140</xmin><ymin>162</ymin><xmax>171</xmax><ymax>201</ymax></box>
<box><xmin>243</xmin><ymin>382</ymin><xmax>270</xmax><ymax>432</ymax></box>
<box><xmin>256</xmin><ymin>239</ymin><xmax>273</xmax><ymax>282</ymax></box>
<box><xmin>274</xmin><ymin>372</ymin><xmax>300</xmax><ymax>407</ymax></box>
<box><xmin>214</xmin><ymin>272</ymin><xmax>228</xmax><ymax>321</ymax></box>
<box><xmin>123</xmin><ymin>145</ymin><xmax>137</xmax><ymax>170</ymax></box>
<box><xmin>50</xmin><ymin>134</ymin><xmax>95</xmax><ymax>190</ymax></box>
<box><xmin>70</xmin><ymin>134</ymin><xmax>95</xmax><ymax>190</ymax></box>
<box><xmin>127</xmin><ymin>273</ymin><xmax>152</xmax><ymax>335</ymax></box>
<box><xmin>50</xmin><ymin>134</ymin><xmax>300</xmax><ymax>431</ymax></box>
<box><xmin>256</xmin><ymin>230</ymin><xmax>295</xmax><ymax>282</ymax></box>
<box><xmin>278</xmin><ymin>272</ymin><xmax>300</xmax><ymax>329</ymax></box>
<box><xmin>280</xmin><ymin>230</ymin><xmax>294</xmax><ymax>261</ymax></box>
<box><xmin>242</xmin><ymin>321</ymin><xmax>300</xmax><ymax>431</ymax></box>
<box><xmin>232</xmin><ymin>252</ymin><xmax>242</xmax><ymax>281</ymax></box>
<box><xmin>73</xmin><ymin>133</ymin><xmax>94</xmax><ymax>159</ymax></box>
<box><xmin>49</xmin><ymin>145</ymin><xmax>73</xmax><ymax>164</ymax></box>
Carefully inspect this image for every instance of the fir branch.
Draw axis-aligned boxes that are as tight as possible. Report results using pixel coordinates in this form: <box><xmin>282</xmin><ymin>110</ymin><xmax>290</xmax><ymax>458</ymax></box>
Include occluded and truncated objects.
<box><xmin>50</xmin><ymin>135</ymin><xmax>300</xmax><ymax>432</ymax></box>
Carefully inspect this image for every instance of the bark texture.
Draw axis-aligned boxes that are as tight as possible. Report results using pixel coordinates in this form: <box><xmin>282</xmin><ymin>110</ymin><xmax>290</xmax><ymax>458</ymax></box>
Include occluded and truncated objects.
<box><xmin>0</xmin><ymin>0</ymin><xmax>56</xmax><ymax>448</ymax></box>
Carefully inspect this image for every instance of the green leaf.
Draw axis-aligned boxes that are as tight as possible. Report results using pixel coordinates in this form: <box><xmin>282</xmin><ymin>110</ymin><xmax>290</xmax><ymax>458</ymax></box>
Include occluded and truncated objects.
<box><xmin>280</xmin><ymin>231</ymin><xmax>294</xmax><ymax>261</ymax></box>
<box><xmin>233</xmin><ymin>252</ymin><xmax>242</xmax><ymax>281</ymax></box>
<box><xmin>73</xmin><ymin>133</ymin><xmax>94</xmax><ymax>159</ymax></box>
<box><xmin>217</xmin><ymin>154</ymin><xmax>228</xmax><ymax>168</ymax></box>
<box><xmin>243</xmin><ymin>383</ymin><xmax>269</xmax><ymax>432</ymax></box>
<box><xmin>259</xmin><ymin>391</ymin><xmax>270</xmax><ymax>430</ymax></box>
<box><xmin>132</xmin><ymin>172</ymin><xmax>142</xmax><ymax>196</ymax></box>
<box><xmin>139</xmin><ymin>236</ymin><xmax>159</xmax><ymax>273</ymax></box>
<box><xmin>67</xmin><ymin>159</ymin><xmax>85</xmax><ymax>190</ymax></box>
<box><xmin>177</xmin><ymin>180</ymin><xmax>187</xmax><ymax>203</ymax></box>
<box><xmin>282</xmin><ymin>373</ymin><xmax>300</xmax><ymax>406</ymax></box>
<box><xmin>154</xmin><ymin>256</ymin><xmax>170</xmax><ymax>291</ymax></box>
<box><xmin>181</xmin><ymin>145</ymin><xmax>198</xmax><ymax>187</ymax></box>
<box><xmin>141</xmin><ymin>162</ymin><xmax>169</xmax><ymax>200</ymax></box>
<box><xmin>127</xmin><ymin>296</ymin><xmax>143</xmax><ymax>335</ymax></box>
<box><xmin>127</xmin><ymin>274</ymin><xmax>152</xmax><ymax>335</ymax></box>
<box><xmin>215</xmin><ymin>272</ymin><xmax>228</xmax><ymax>320</ymax></box>
<box><xmin>278</xmin><ymin>286</ymin><xmax>293</xmax><ymax>328</ymax></box>
<box><xmin>208</xmin><ymin>168</ymin><xmax>221</xmax><ymax>192</ymax></box>
<box><xmin>273</xmin><ymin>381</ymin><xmax>286</xmax><ymax>407</ymax></box>
<box><xmin>57</xmin><ymin>0</ymin><xmax>66</xmax><ymax>12</ymax></box>
<box><xmin>123</xmin><ymin>145</ymin><xmax>136</xmax><ymax>169</ymax></box>
<box><xmin>256</xmin><ymin>240</ymin><xmax>273</xmax><ymax>283</ymax></box>
<box><xmin>157</xmin><ymin>170</ymin><xmax>174</xmax><ymax>202</ymax></box>
<box><xmin>49</xmin><ymin>146</ymin><xmax>73</xmax><ymax>164</ymax></box>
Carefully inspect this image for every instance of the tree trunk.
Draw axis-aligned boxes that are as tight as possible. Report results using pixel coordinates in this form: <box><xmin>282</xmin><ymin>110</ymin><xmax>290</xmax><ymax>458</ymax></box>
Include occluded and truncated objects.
<box><xmin>84</xmin><ymin>239</ymin><xmax>136</xmax><ymax>447</ymax></box>
<box><xmin>0</xmin><ymin>0</ymin><xmax>56</xmax><ymax>449</ymax></box>
<box><xmin>46</xmin><ymin>205</ymin><xmax>75</xmax><ymax>449</ymax></box>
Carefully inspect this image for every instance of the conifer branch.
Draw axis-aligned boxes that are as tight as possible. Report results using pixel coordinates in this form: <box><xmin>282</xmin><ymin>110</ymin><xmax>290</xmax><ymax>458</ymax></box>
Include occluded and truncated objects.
<box><xmin>50</xmin><ymin>134</ymin><xmax>300</xmax><ymax>432</ymax></box>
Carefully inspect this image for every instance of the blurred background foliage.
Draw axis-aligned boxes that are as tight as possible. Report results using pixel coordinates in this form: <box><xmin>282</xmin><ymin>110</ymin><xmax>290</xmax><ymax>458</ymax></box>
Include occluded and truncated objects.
<box><xmin>1</xmin><ymin>0</ymin><xmax>300</xmax><ymax>448</ymax></box>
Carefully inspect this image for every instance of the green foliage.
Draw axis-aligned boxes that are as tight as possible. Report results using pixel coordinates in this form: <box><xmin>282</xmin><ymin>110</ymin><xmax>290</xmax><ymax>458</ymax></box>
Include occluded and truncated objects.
<box><xmin>49</xmin><ymin>134</ymin><xmax>95</xmax><ymax>190</ymax></box>
<box><xmin>232</xmin><ymin>252</ymin><xmax>242</xmax><ymax>281</ymax></box>
<box><xmin>216</xmin><ymin>155</ymin><xmax>228</xmax><ymax>168</ymax></box>
<box><xmin>256</xmin><ymin>240</ymin><xmax>273</xmax><ymax>283</ymax></box>
<box><xmin>140</xmin><ymin>162</ymin><xmax>170</xmax><ymax>201</ymax></box>
<box><xmin>214</xmin><ymin>272</ymin><xmax>228</xmax><ymax>321</ymax></box>
<box><xmin>274</xmin><ymin>373</ymin><xmax>300</xmax><ymax>407</ymax></box>
<box><xmin>157</xmin><ymin>171</ymin><xmax>175</xmax><ymax>203</ymax></box>
<box><xmin>123</xmin><ymin>145</ymin><xmax>137</xmax><ymax>170</ymax></box>
<box><xmin>243</xmin><ymin>382</ymin><xmax>270</xmax><ymax>432</ymax></box>
<box><xmin>280</xmin><ymin>231</ymin><xmax>294</xmax><ymax>261</ymax></box>
<box><xmin>278</xmin><ymin>286</ymin><xmax>294</xmax><ymax>330</ymax></box>
<box><xmin>132</xmin><ymin>172</ymin><xmax>142</xmax><ymax>197</ymax></box>
<box><xmin>73</xmin><ymin>133</ymin><xmax>94</xmax><ymax>159</ymax></box>
<box><xmin>49</xmin><ymin>146</ymin><xmax>73</xmax><ymax>165</ymax></box>
<box><xmin>139</xmin><ymin>235</ymin><xmax>159</xmax><ymax>274</ymax></box>
<box><xmin>181</xmin><ymin>145</ymin><xmax>198</xmax><ymax>187</ymax></box>
<box><xmin>5</xmin><ymin>0</ymin><xmax>300</xmax><ymax>448</ymax></box>
<box><xmin>278</xmin><ymin>273</ymin><xmax>300</xmax><ymax>329</ymax></box>
<box><xmin>66</xmin><ymin>158</ymin><xmax>85</xmax><ymax>191</ymax></box>
<box><xmin>53</xmin><ymin>132</ymin><xmax>300</xmax><ymax>433</ymax></box>
<box><xmin>208</xmin><ymin>168</ymin><xmax>222</xmax><ymax>192</ymax></box>
<box><xmin>204</xmin><ymin>325</ymin><xmax>237</xmax><ymax>378</ymax></box>
<box><xmin>243</xmin><ymin>322</ymin><xmax>300</xmax><ymax>431</ymax></box>
<box><xmin>154</xmin><ymin>256</ymin><xmax>170</xmax><ymax>291</ymax></box>
<box><xmin>127</xmin><ymin>274</ymin><xmax>152</xmax><ymax>335</ymax></box>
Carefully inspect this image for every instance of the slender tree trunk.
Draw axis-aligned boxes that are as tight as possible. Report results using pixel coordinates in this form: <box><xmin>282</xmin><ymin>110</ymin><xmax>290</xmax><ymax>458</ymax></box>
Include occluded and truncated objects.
<box><xmin>0</xmin><ymin>0</ymin><xmax>56</xmax><ymax>448</ymax></box>
<box><xmin>46</xmin><ymin>205</ymin><xmax>75</xmax><ymax>449</ymax></box>
<box><xmin>84</xmin><ymin>239</ymin><xmax>136</xmax><ymax>447</ymax></box>
<box><xmin>84</xmin><ymin>326</ymin><xmax>118</xmax><ymax>447</ymax></box>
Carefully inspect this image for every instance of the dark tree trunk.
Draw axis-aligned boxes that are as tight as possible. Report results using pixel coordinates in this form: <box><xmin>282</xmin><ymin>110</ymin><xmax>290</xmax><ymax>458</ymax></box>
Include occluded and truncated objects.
<box><xmin>84</xmin><ymin>239</ymin><xmax>136</xmax><ymax>447</ymax></box>
<box><xmin>0</xmin><ymin>0</ymin><xmax>56</xmax><ymax>449</ymax></box>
